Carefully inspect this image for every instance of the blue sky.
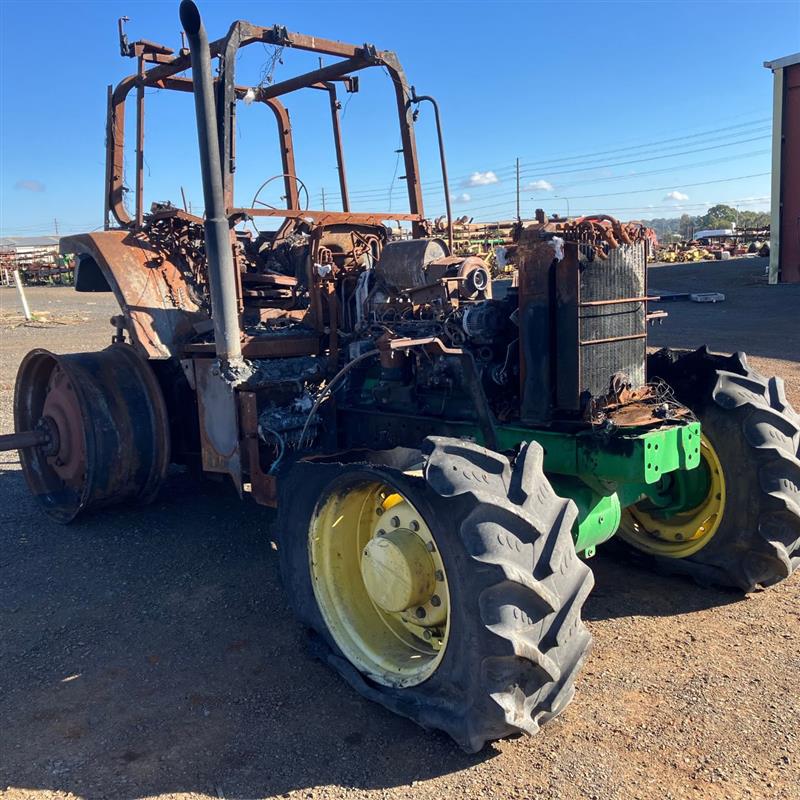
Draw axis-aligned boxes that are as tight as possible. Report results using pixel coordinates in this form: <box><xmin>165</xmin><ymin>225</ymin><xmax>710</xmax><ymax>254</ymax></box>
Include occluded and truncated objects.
<box><xmin>1</xmin><ymin>0</ymin><xmax>798</xmax><ymax>236</ymax></box>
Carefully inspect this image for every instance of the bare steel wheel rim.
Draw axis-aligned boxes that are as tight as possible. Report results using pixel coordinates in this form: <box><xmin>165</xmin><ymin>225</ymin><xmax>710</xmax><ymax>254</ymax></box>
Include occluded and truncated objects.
<box><xmin>309</xmin><ymin>478</ymin><xmax>450</xmax><ymax>687</ymax></box>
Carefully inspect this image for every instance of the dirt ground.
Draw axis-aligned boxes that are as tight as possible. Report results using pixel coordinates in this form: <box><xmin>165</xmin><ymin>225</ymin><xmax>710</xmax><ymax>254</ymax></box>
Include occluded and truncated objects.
<box><xmin>1</xmin><ymin>257</ymin><xmax>798</xmax><ymax>800</ymax></box>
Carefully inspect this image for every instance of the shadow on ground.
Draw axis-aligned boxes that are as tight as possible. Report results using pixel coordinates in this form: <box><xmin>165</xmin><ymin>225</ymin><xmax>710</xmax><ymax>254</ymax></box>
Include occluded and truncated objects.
<box><xmin>583</xmin><ymin>546</ymin><xmax>743</xmax><ymax>622</ymax></box>
<box><xmin>1</xmin><ymin>464</ymin><xmax>747</xmax><ymax>799</ymax></box>
<box><xmin>0</xmin><ymin>468</ymin><xmax>500</xmax><ymax>799</ymax></box>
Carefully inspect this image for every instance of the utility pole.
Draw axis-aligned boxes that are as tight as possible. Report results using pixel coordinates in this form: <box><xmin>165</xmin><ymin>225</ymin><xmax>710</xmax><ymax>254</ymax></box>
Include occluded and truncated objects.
<box><xmin>321</xmin><ymin>187</ymin><xmax>326</xmax><ymax>211</ymax></box>
<box><xmin>515</xmin><ymin>158</ymin><xmax>520</xmax><ymax>223</ymax></box>
<box><xmin>53</xmin><ymin>218</ymin><xmax>59</xmax><ymax>236</ymax></box>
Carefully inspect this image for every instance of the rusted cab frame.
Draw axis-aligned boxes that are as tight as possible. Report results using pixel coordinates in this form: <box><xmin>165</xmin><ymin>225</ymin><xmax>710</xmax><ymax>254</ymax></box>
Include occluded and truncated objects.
<box><xmin>106</xmin><ymin>20</ymin><xmax>428</xmax><ymax>235</ymax></box>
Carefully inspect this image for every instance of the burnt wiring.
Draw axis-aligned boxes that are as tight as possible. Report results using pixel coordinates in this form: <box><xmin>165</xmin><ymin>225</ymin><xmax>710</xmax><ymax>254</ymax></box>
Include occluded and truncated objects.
<box><xmin>298</xmin><ymin>349</ymin><xmax>380</xmax><ymax>447</ymax></box>
<box><xmin>258</xmin><ymin>43</ymin><xmax>284</xmax><ymax>87</ymax></box>
<box><xmin>587</xmin><ymin>377</ymin><xmax>697</xmax><ymax>430</ymax></box>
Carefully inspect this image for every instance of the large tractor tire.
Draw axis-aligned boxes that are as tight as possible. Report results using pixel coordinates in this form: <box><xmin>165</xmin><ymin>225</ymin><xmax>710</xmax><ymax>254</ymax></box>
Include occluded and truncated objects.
<box><xmin>277</xmin><ymin>437</ymin><xmax>594</xmax><ymax>752</ymax></box>
<box><xmin>619</xmin><ymin>346</ymin><xmax>800</xmax><ymax>591</ymax></box>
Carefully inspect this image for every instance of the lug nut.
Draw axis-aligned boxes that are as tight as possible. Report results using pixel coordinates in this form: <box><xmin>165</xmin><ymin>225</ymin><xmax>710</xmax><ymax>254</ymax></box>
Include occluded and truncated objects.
<box><xmin>391</xmin><ymin>516</ymin><xmax>400</xmax><ymax>528</ymax></box>
<box><xmin>426</xmin><ymin>541</ymin><xmax>436</xmax><ymax>553</ymax></box>
<box><xmin>431</xmin><ymin>595</ymin><xmax>441</xmax><ymax>607</ymax></box>
<box><xmin>376</xmin><ymin>507</ymin><xmax>384</xmax><ymax>516</ymax></box>
<box><xmin>415</xmin><ymin>607</ymin><xmax>426</xmax><ymax>619</ymax></box>
<box><xmin>435</xmin><ymin>570</ymin><xmax>444</xmax><ymax>581</ymax></box>
<box><xmin>410</xmin><ymin>520</ymin><xmax>420</xmax><ymax>532</ymax></box>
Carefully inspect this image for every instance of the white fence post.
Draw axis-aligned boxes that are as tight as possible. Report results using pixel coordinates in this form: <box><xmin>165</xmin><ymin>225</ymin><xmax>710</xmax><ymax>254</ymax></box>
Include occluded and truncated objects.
<box><xmin>12</xmin><ymin>270</ymin><xmax>32</xmax><ymax>320</ymax></box>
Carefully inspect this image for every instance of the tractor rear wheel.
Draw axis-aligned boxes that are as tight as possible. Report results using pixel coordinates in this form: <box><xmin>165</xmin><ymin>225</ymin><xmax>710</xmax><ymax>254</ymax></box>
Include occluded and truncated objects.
<box><xmin>278</xmin><ymin>437</ymin><xmax>594</xmax><ymax>752</ymax></box>
<box><xmin>14</xmin><ymin>345</ymin><xmax>170</xmax><ymax>522</ymax></box>
<box><xmin>619</xmin><ymin>347</ymin><xmax>800</xmax><ymax>591</ymax></box>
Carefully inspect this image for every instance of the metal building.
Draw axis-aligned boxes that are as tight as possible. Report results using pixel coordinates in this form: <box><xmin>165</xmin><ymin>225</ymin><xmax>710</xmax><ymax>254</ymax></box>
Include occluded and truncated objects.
<box><xmin>765</xmin><ymin>53</ymin><xmax>800</xmax><ymax>283</ymax></box>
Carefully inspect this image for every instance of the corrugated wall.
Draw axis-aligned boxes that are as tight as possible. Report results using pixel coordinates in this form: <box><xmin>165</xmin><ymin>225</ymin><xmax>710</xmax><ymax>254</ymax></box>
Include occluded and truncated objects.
<box><xmin>781</xmin><ymin>63</ymin><xmax>800</xmax><ymax>283</ymax></box>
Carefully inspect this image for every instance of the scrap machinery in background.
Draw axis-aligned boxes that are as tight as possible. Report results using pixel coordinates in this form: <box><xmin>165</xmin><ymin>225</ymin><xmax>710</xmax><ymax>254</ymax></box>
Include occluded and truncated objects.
<box><xmin>4</xmin><ymin>1</ymin><xmax>799</xmax><ymax>753</ymax></box>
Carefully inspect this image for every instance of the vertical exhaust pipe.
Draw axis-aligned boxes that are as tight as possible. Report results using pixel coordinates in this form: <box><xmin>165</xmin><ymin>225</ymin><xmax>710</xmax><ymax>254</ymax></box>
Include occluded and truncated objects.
<box><xmin>179</xmin><ymin>0</ymin><xmax>242</xmax><ymax>366</ymax></box>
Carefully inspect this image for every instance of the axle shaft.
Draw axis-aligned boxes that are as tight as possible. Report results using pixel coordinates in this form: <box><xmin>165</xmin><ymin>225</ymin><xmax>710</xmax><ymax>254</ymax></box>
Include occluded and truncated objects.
<box><xmin>0</xmin><ymin>430</ymin><xmax>49</xmax><ymax>452</ymax></box>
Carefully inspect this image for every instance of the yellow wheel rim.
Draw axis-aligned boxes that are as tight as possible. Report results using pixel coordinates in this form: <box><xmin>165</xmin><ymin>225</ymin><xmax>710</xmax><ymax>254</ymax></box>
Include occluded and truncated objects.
<box><xmin>309</xmin><ymin>478</ymin><xmax>450</xmax><ymax>687</ymax></box>
<box><xmin>620</xmin><ymin>436</ymin><xmax>726</xmax><ymax>558</ymax></box>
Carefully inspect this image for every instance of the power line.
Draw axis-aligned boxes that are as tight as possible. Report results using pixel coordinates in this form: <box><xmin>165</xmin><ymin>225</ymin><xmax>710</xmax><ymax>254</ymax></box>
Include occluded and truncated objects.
<box><xmin>318</xmin><ymin>147</ymin><xmax>770</xmax><ymax>218</ymax></box>
<box><xmin>316</xmin><ymin>118</ymin><xmax>771</xmax><ymax>202</ymax></box>
<box><xmin>459</xmin><ymin>152</ymin><xmax>771</xmax><ymax>214</ymax></box>
<box><xmin>323</xmin><ymin>130</ymin><xmax>770</xmax><ymax>206</ymax></box>
<box><xmin>436</xmin><ymin>172</ymin><xmax>771</xmax><ymax>220</ymax></box>
<box><xmin>396</xmin><ymin>147</ymin><xmax>771</xmax><ymax>211</ymax></box>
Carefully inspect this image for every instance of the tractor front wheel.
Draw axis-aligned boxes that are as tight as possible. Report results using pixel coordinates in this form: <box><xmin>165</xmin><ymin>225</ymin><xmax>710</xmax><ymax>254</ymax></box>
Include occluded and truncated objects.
<box><xmin>619</xmin><ymin>347</ymin><xmax>800</xmax><ymax>591</ymax></box>
<box><xmin>278</xmin><ymin>438</ymin><xmax>594</xmax><ymax>752</ymax></box>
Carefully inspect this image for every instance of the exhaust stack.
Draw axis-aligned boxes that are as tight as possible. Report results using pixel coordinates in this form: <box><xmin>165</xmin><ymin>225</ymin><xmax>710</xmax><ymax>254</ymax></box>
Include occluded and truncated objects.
<box><xmin>179</xmin><ymin>0</ymin><xmax>242</xmax><ymax>366</ymax></box>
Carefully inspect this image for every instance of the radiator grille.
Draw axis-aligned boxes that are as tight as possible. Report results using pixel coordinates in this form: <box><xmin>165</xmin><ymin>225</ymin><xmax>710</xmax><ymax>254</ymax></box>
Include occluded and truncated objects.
<box><xmin>577</xmin><ymin>242</ymin><xmax>646</xmax><ymax>397</ymax></box>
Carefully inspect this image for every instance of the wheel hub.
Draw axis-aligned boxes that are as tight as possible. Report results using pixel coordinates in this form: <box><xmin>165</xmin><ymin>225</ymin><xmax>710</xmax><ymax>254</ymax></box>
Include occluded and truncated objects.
<box><xmin>361</xmin><ymin>529</ymin><xmax>435</xmax><ymax>613</ymax></box>
<box><xmin>620</xmin><ymin>435</ymin><xmax>726</xmax><ymax>558</ymax></box>
<box><xmin>42</xmin><ymin>365</ymin><xmax>86</xmax><ymax>488</ymax></box>
<box><xmin>309</xmin><ymin>479</ymin><xmax>451</xmax><ymax>687</ymax></box>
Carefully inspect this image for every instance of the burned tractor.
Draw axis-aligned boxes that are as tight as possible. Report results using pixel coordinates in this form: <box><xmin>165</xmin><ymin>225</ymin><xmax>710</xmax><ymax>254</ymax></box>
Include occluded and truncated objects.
<box><xmin>4</xmin><ymin>1</ymin><xmax>800</xmax><ymax>753</ymax></box>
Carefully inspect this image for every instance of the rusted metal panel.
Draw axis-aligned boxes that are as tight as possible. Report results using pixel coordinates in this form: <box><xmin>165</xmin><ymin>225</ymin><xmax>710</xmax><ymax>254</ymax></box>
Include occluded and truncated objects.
<box><xmin>517</xmin><ymin>238</ymin><xmax>559</xmax><ymax>423</ymax></box>
<box><xmin>184</xmin><ymin>335</ymin><xmax>320</xmax><ymax>358</ymax></box>
<box><xmin>229</xmin><ymin>208</ymin><xmax>423</xmax><ymax>224</ymax></box>
<box><xmin>239</xmin><ymin>391</ymin><xmax>277</xmax><ymax>507</ymax></box>
<box><xmin>60</xmin><ymin>231</ymin><xmax>207</xmax><ymax>359</ymax></box>
<box><xmin>194</xmin><ymin>358</ymin><xmax>242</xmax><ymax>487</ymax></box>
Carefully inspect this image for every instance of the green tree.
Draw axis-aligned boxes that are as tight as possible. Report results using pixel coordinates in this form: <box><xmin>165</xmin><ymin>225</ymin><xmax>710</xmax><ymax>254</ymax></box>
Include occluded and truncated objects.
<box><xmin>678</xmin><ymin>213</ymin><xmax>696</xmax><ymax>238</ymax></box>
<box><xmin>698</xmin><ymin>204</ymin><xmax>738</xmax><ymax>230</ymax></box>
<box><xmin>736</xmin><ymin>210</ymin><xmax>770</xmax><ymax>229</ymax></box>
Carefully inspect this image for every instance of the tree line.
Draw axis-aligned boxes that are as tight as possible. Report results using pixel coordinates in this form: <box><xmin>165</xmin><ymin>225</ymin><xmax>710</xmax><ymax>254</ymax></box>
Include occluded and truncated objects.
<box><xmin>641</xmin><ymin>204</ymin><xmax>770</xmax><ymax>241</ymax></box>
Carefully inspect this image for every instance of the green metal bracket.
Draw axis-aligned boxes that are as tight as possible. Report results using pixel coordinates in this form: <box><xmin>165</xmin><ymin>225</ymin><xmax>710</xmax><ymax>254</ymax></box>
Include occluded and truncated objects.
<box><xmin>336</xmin><ymin>403</ymin><xmax>702</xmax><ymax>557</ymax></box>
<box><xmin>495</xmin><ymin>420</ymin><xmax>701</xmax><ymax>556</ymax></box>
<box><xmin>496</xmin><ymin>421</ymin><xmax>701</xmax><ymax>486</ymax></box>
<box><xmin>549</xmin><ymin>475</ymin><xmax>621</xmax><ymax>556</ymax></box>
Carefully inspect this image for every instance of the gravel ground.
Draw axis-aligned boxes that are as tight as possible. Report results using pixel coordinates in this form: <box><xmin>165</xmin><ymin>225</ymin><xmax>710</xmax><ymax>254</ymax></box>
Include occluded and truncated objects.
<box><xmin>1</xmin><ymin>259</ymin><xmax>798</xmax><ymax>800</ymax></box>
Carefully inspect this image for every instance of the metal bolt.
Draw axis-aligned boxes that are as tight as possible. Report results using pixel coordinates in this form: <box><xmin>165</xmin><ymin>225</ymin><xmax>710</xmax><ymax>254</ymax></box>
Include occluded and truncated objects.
<box><xmin>435</xmin><ymin>570</ymin><xmax>444</xmax><ymax>582</ymax></box>
<box><xmin>675</xmin><ymin>532</ymin><xmax>684</xmax><ymax>541</ymax></box>
<box><xmin>409</xmin><ymin>520</ymin><xmax>420</xmax><ymax>532</ymax></box>
<box><xmin>431</xmin><ymin>595</ymin><xmax>441</xmax><ymax>607</ymax></box>
<box><xmin>426</xmin><ymin>541</ymin><xmax>436</xmax><ymax>553</ymax></box>
<box><xmin>415</xmin><ymin>607</ymin><xmax>426</xmax><ymax>619</ymax></box>
<box><xmin>391</xmin><ymin>516</ymin><xmax>400</xmax><ymax>528</ymax></box>
<box><xmin>376</xmin><ymin>507</ymin><xmax>384</xmax><ymax>516</ymax></box>
<box><xmin>423</xmin><ymin>630</ymin><xmax>432</xmax><ymax>640</ymax></box>
<box><xmin>377</xmin><ymin>529</ymin><xmax>386</xmax><ymax>537</ymax></box>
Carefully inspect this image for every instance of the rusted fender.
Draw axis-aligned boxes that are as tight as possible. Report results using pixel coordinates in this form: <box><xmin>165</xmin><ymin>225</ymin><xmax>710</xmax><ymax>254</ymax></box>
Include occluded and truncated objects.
<box><xmin>61</xmin><ymin>231</ymin><xmax>208</xmax><ymax>359</ymax></box>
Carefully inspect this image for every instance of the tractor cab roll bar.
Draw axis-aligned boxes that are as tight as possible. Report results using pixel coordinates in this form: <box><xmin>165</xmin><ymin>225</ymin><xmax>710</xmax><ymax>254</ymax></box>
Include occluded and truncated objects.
<box><xmin>105</xmin><ymin>13</ymin><xmax>453</xmax><ymax>244</ymax></box>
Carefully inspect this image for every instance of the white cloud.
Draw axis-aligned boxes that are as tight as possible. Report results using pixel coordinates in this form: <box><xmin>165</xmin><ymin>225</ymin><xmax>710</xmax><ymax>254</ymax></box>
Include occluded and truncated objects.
<box><xmin>455</xmin><ymin>193</ymin><xmax>471</xmax><ymax>203</ymax></box>
<box><xmin>664</xmin><ymin>190</ymin><xmax>689</xmax><ymax>202</ymax></box>
<box><xmin>466</xmin><ymin>170</ymin><xmax>499</xmax><ymax>187</ymax></box>
<box><xmin>526</xmin><ymin>179</ymin><xmax>554</xmax><ymax>192</ymax></box>
<box><xmin>14</xmin><ymin>179</ymin><xmax>46</xmax><ymax>193</ymax></box>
